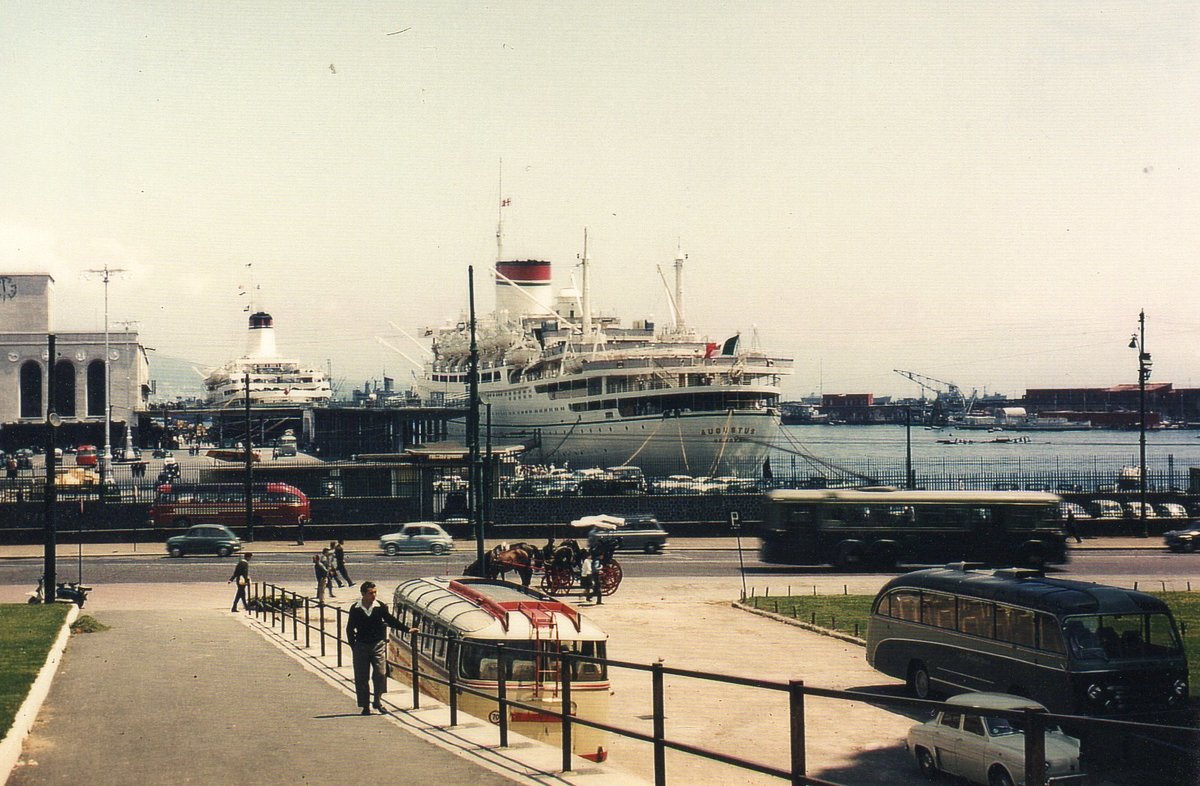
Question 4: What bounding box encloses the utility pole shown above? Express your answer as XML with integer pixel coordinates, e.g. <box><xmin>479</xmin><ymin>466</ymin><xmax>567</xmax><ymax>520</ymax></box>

<box><xmin>468</xmin><ymin>268</ymin><xmax>483</xmax><ymax>565</ymax></box>
<box><xmin>43</xmin><ymin>334</ymin><xmax>60</xmax><ymax>602</ymax></box>
<box><xmin>82</xmin><ymin>265</ymin><xmax>127</xmax><ymax>493</ymax></box>
<box><xmin>244</xmin><ymin>371</ymin><xmax>254</xmax><ymax>542</ymax></box>
<box><xmin>905</xmin><ymin>406</ymin><xmax>915</xmax><ymax>489</ymax></box>
<box><xmin>1130</xmin><ymin>311</ymin><xmax>1151</xmax><ymax>538</ymax></box>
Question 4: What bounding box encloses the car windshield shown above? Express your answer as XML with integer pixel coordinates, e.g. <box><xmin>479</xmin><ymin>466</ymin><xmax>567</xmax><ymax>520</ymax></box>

<box><xmin>1063</xmin><ymin>613</ymin><xmax>1182</xmax><ymax>661</ymax></box>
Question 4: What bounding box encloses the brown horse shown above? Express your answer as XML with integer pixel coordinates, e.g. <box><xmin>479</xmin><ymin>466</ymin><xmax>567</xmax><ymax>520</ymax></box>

<box><xmin>465</xmin><ymin>542</ymin><xmax>543</xmax><ymax>587</ymax></box>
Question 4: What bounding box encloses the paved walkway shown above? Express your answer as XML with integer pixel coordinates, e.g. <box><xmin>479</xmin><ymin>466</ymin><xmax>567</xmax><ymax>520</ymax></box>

<box><xmin>7</xmin><ymin>607</ymin><xmax>522</xmax><ymax>786</ymax></box>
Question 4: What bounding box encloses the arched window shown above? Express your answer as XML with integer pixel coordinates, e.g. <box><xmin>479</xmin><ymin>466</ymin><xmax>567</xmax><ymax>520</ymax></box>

<box><xmin>54</xmin><ymin>360</ymin><xmax>76</xmax><ymax>417</ymax></box>
<box><xmin>87</xmin><ymin>361</ymin><xmax>106</xmax><ymax>417</ymax></box>
<box><xmin>19</xmin><ymin>361</ymin><xmax>42</xmax><ymax>418</ymax></box>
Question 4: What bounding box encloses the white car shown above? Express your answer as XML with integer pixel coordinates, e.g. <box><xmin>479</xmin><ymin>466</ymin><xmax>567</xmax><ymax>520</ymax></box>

<box><xmin>907</xmin><ymin>693</ymin><xmax>1082</xmax><ymax>786</ymax></box>
<box><xmin>379</xmin><ymin>522</ymin><xmax>455</xmax><ymax>556</ymax></box>
<box><xmin>1157</xmin><ymin>502</ymin><xmax>1188</xmax><ymax>520</ymax></box>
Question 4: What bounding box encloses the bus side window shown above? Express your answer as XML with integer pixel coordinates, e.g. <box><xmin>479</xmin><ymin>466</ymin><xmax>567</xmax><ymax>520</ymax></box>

<box><xmin>1038</xmin><ymin>613</ymin><xmax>1065</xmax><ymax>653</ymax></box>
<box><xmin>888</xmin><ymin>589</ymin><xmax>920</xmax><ymax>622</ymax></box>
<box><xmin>996</xmin><ymin>605</ymin><xmax>1036</xmax><ymax>648</ymax></box>
<box><xmin>921</xmin><ymin>592</ymin><xmax>957</xmax><ymax>629</ymax></box>
<box><xmin>958</xmin><ymin>597</ymin><xmax>994</xmax><ymax>638</ymax></box>
<box><xmin>786</xmin><ymin>505</ymin><xmax>815</xmax><ymax>530</ymax></box>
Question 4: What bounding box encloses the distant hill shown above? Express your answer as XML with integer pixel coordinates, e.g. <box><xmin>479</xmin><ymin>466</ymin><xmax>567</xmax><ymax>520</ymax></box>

<box><xmin>147</xmin><ymin>354</ymin><xmax>209</xmax><ymax>403</ymax></box>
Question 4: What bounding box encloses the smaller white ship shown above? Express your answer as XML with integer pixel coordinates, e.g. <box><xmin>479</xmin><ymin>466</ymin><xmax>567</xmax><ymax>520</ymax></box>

<box><xmin>204</xmin><ymin>312</ymin><xmax>331</xmax><ymax>408</ymax></box>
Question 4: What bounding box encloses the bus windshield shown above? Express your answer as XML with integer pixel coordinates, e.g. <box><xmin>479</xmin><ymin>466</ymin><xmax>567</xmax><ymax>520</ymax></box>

<box><xmin>1063</xmin><ymin>613</ymin><xmax>1182</xmax><ymax>661</ymax></box>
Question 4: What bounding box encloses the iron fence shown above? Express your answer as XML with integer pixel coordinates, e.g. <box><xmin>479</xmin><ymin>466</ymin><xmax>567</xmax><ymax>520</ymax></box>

<box><xmin>248</xmin><ymin>582</ymin><xmax>1197</xmax><ymax>786</ymax></box>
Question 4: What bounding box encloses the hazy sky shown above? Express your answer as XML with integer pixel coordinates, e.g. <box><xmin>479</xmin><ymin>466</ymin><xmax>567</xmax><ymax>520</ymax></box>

<box><xmin>2</xmin><ymin>2</ymin><xmax>1198</xmax><ymax>399</ymax></box>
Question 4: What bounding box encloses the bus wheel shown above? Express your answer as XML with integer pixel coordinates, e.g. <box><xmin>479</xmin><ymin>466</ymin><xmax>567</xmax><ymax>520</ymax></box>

<box><xmin>988</xmin><ymin>766</ymin><xmax>1015</xmax><ymax>786</ymax></box>
<box><xmin>907</xmin><ymin>661</ymin><xmax>931</xmax><ymax>700</ymax></box>
<box><xmin>1020</xmin><ymin>546</ymin><xmax>1046</xmax><ymax>569</ymax></box>
<box><xmin>915</xmin><ymin>747</ymin><xmax>937</xmax><ymax>779</ymax></box>
<box><xmin>833</xmin><ymin>542</ymin><xmax>861</xmax><ymax>570</ymax></box>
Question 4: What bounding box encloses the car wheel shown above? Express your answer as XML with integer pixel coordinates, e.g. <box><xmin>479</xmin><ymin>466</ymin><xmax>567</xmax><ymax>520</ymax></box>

<box><xmin>169</xmin><ymin>546</ymin><xmax>183</xmax><ymax>558</ymax></box>
<box><xmin>907</xmin><ymin>661</ymin><xmax>932</xmax><ymax>700</ymax></box>
<box><xmin>385</xmin><ymin>543</ymin><xmax>399</xmax><ymax>557</ymax></box>
<box><xmin>915</xmin><ymin>747</ymin><xmax>937</xmax><ymax>780</ymax></box>
<box><xmin>218</xmin><ymin>547</ymin><xmax>232</xmax><ymax>558</ymax></box>
<box><xmin>643</xmin><ymin>543</ymin><xmax>657</xmax><ymax>554</ymax></box>
<box><xmin>431</xmin><ymin>543</ymin><xmax>447</xmax><ymax>556</ymax></box>
<box><xmin>1185</xmin><ymin>541</ymin><xmax>1196</xmax><ymax>553</ymax></box>
<box><xmin>988</xmin><ymin>766</ymin><xmax>1015</xmax><ymax>786</ymax></box>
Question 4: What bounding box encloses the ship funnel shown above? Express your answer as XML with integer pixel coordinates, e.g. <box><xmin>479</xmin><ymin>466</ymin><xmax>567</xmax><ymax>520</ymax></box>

<box><xmin>495</xmin><ymin>260</ymin><xmax>553</xmax><ymax>321</ymax></box>
<box><xmin>245</xmin><ymin>311</ymin><xmax>278</xmax><ymax>358</ymax></box>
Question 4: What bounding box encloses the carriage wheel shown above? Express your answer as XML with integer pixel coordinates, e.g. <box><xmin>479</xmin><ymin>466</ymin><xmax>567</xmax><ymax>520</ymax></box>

<box><xmin>542</xmin><ymin>567</ymin><xmax>573</xmax><ymax>596</ymax></box>
<box><xmin>599</xmin><ymin>561</ymin><xmax>623</xmax><ymax>596</ymax></box>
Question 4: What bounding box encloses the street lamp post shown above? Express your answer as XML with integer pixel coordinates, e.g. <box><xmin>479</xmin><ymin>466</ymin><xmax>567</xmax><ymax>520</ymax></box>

<box><xmin>83</xmin><ymin>265</ymin><xmax>127</xmax><ymax>490</ymax></box>
<box><xmin>1129</xmin><ymin>310</ymin><xmax>1152</xmax><ymax>538</ymax></box>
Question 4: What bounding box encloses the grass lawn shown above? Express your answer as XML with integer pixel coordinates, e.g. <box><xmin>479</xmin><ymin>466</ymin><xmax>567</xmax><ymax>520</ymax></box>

<box><xmin>745</xmin><ymin>591</ymin><xmax>1200</xmax><ymax>698</ymax></box>
<box><xmin>0</xmin><ymin>603</ymin><xmax>71</xmax><ymax>739</ymax></box>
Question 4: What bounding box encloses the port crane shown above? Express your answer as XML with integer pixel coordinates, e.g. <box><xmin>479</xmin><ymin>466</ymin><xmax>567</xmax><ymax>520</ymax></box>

<box><xmin>893</xmin><ymin>369</ymin><xmax>977</xmax><ymax>424</ymax></box>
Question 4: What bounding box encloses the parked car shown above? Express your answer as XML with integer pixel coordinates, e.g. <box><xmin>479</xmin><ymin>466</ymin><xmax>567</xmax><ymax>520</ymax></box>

<box><xmin>1091</xmin><ymin>499</ymin><xmax>1124</xmax><ymax>519</ymax></box>
<box><xmin>1057</xmin><ymin>502</ymin><xmax>1091</xmax><ymax>523</ymax></box>
<box><xmin>587</xmin><ymin>514</ymin><xmax>668</xmax><ymax>554</ymax></box>
<box><xmin>1157</xmin><ymin>503</ymin><xmax>1188</xmax><ymax>520</ymax></box>
<box><xmin>166</xmin><ymin>524</ymin><xmax>242</xmax><ymax>558</ymax></box>
<box><xmin>906</xmin><ymin>692</ymin><xmax>1082</xmax><ymax>786</ymax></box>
<box><xmin>1124</xmin><ymin>501</ymin><xmax>1157</xmax><ymax>519</ymax></box>
<box><xmin>14</xmin><ymin>449</ymin><xmax>34</xmax><ymax>469</ymax></box>
<box><xmin>1164</xmin><ymin>524</ymin><xmax>1200</xmax><ymax>553</ymax></box>
<box><xmin>379</xmin><ymin>522</ymin><xmax>454</xmax><ymax>556</ymax></box>
<box><xmin>653</xmin><ymin>474</ymin><xmax>696</xmax><ymax>494</ymax></box>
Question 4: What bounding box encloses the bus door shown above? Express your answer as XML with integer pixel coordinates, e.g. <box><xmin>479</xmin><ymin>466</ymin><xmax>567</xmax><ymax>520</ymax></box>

<box><xmin>785</xmin><ymin>503</ymin><xmax>821</xmax><ymax>560</ymax></box>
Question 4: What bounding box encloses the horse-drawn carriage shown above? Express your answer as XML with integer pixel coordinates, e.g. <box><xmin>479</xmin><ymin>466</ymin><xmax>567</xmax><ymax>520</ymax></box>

<box><xmin>465</xmin><ymin>515</ymin><xmax>627</xmax><ymax>597</ymax></box>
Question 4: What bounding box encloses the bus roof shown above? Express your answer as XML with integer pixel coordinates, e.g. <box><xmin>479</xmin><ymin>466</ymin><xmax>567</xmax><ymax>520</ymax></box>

<box><xmin>768</xmin><ymin>488</ymin><xmax>1061</xmax><ymax>505</ymax></box>
<box><xmin>154</xmin><ymin>481</ymin><xmax>306</xmax><ymax>495</ymax></box>
<box><xmin>393</xmin><ymin>577</ymin><xmax>607</xmax><ymax>641</ymax></box>
<box><xmin>878</xmin><ymin>566</ymin><xmax>1171</xmax><ymax>617</ymax></box>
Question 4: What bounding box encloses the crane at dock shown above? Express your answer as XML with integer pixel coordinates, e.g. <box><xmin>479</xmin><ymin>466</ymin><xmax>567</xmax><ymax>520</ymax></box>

<box><xmin>893</xmin><ymin>369</ymin><xmax>977</xmax><ymax>424</ymax></box>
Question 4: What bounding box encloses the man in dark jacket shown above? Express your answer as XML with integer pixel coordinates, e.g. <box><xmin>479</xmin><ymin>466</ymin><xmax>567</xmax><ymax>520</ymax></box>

<box><xmin>228</xmin><ymin>553</ymin><xmax>251</xmax><ymax>612</ymax></box>
<box><xmin>346</xmin><ymin>581</ymin><xmax>404</xmax><ymax>714</ymax></box>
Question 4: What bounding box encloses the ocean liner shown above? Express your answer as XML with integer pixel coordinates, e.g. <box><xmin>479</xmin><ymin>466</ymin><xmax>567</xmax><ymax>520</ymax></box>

<box><xmin>415</xmin><ymin>238</ymin><xmax>792</xmax><ymax>475</ymax></box>
<box><xmin>204</xmin><ymin>311</ymin><xmax>332</xmax><ymax>407</ymax></box>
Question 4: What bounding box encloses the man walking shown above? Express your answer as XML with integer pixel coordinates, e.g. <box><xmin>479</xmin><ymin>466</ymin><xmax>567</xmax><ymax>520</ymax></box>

<box><xmin>326</xmin><ymin>543</ymin><xmax>345</xmax><ymax>588</ymax></box>
<box><xmin>229</xmin><ymin>553</ymin><xmax>252</xmax><ymax>612</ymax></box>
<box><xmin>346</xmin><ymin>581</ymin><xmax>404</xmax><ymax>715</ymax></box>
<box><xmin>334</xmin><ymin>538</ymin><xmax>354</xmax><ymax>586</ymax></box>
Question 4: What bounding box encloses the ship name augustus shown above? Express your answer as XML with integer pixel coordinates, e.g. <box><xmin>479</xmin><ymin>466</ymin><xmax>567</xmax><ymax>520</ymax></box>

<box><xmin>700</xmin><ymin>426</ymin><xmax>757</xmax><ymax>436</ymax></box>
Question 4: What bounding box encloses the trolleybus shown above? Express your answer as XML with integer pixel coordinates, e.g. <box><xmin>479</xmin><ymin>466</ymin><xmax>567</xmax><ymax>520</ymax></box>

<box><xmin>148</xmin><ymin>482</ymin><xmax>311</xmax><ymax>529</ymax></box>
<box><xmin>758</xmin><ymin>488</ymin><xmax>1068</xmax><ymax>569</ymax></box>
<box><xmin>389</xmin><ymin>577</ymin><xmax>610</xmax><ymax>761</ymax></box>
<box><xmin>867</xmin><ymin>564</ymin><xmax>1189</xmax><ymax>718</ymax></box>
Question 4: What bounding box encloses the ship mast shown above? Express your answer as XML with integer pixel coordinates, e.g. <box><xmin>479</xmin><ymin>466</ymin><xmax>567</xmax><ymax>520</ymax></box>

<box><xmin>579</xmin><ymin>227</ymin><xmax>592</xmax><ymax>341</ymax></box>
<box><xmin>495</xmin><ymin>159</ymin><xmax>505</xmax><ymax>265</ymax></box>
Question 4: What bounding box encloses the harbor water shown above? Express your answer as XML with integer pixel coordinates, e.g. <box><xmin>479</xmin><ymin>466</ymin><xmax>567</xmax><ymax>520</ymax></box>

<box><xmin>769</xmin><ymin>424</ymin><xmax>1200</xmax><ymax>491</ymax></box>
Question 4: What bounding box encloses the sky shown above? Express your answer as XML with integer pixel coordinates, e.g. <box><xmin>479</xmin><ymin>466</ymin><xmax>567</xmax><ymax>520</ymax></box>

<box><xmin>2</xmin><ymin>2</ymin><xmax>1198</xmax><ymax>400</ymax></box>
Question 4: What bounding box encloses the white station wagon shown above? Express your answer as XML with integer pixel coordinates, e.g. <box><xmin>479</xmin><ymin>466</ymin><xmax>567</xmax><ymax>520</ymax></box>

<box><xmin>907</xmin><ymin>692</ymin><xmax>1082</xmax><ymax>786</ymax></box>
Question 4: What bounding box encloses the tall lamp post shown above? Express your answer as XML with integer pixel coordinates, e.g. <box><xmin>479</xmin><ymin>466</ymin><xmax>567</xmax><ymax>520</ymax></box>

<box><xmin>83</xmin><ymin>265</ymin><xmax>127</xmax><ymax>490</ymax></box>
<box><xmin>1129</xmin><ymin>310</ymin><xmax>1152</xmax><ymax>538</ymax></box>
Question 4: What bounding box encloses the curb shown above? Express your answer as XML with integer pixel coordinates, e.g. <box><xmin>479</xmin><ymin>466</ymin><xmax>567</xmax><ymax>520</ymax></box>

<box><xmin>0</xmin><ymin>603</ymin><xmax>79</xmax><ymax>786</ymax></box>
<box><xmin>733</xmin><ymin>601</ymin><xmax>867</xmax><ymax>647</ymax></box>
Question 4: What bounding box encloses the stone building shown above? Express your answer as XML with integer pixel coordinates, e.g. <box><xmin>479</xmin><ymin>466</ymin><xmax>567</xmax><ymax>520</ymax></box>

<box><xmin>0</xmin><ymin>273</ymin><xmax>150</xmax><ymax>450</ymax></box>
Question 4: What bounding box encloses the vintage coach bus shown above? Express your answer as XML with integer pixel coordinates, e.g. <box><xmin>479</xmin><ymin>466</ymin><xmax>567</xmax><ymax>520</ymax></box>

<box><xmin>867</xmin><ymin>565</ymin><xmax>1189</xmax><ymax>718</ymax></box>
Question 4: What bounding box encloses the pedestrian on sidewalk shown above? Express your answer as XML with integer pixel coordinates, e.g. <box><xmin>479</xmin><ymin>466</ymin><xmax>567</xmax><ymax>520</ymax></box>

<box><xmin>296</xmin><ymin>516</ymin><xmax>305</xmax><ymax>546</ymax></box>
<box><xmin>229</xmin><ymin>553</ymin><xmax>252</xmax><ymax>612</ymax></box>
<box><xmin>321</xmin><ymin>547</ymin><xmax>340</xmax><ymax>595</ymax></box>
<box><xmin>347</xmin><ymin>581</ymin><xmax>404</xmax><ymax>715</ymax></box>
<box><xmin>579</xmin><ymin>552</ymin><xmax>595</xmax><ymax>602</ymax></box>
<box><xmin>1065</xmin><ymin>509</ymin><xmax>1083</xmax><ymax>544</ymax></box>
<box><xmin>585</xmin><ymin>546</ymin><xmax>603</xmax><ymax>605</ymax></box>
<box><xmin>314</xmin><ymin>554</ymin><xmax>328</xmax><ymax>603</ymax></box>
<box><xmin>325</xmin><ymin>544</ymin><xmax>345</xmax><ymax>588</ymax></box>
<box><xmin>335</xmin><ymin>538</ymin><xmax>353</xmax><ymax>586</ymax></box>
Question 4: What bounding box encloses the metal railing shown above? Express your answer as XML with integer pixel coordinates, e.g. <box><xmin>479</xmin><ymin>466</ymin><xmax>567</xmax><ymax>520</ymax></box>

<box><xmin>246</xmin><ymin>582</ymin><xmax>1199</xmax><ymax>786</ymax></box>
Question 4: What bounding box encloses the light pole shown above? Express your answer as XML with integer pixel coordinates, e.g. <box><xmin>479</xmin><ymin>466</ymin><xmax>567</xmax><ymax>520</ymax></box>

<box><xmin>1128</xmin><ymin>310</ymin><xmax>1152</xmax><ymax>538</ymax></box>
<box><xmin>83</xmin><ymin>265</ymin><xmax>127</xmax><ymax>490</ymax></box>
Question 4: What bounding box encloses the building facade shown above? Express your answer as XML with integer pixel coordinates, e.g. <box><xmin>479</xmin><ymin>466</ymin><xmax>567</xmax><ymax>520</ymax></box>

<box><xmin>0</xmin><ymin>273</ymin><xmax>150</xmax><ymax>449</ymax></box>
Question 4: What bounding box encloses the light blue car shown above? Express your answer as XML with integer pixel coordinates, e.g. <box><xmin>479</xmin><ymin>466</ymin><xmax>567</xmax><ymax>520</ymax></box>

<box><xmin>379</xmin><ymin>522</ymin><xmax>454</xmax><ymax>556</ymax></box>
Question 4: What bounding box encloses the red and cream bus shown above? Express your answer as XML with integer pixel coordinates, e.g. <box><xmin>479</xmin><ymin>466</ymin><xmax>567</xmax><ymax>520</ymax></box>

<box><xmin>389</xmin><ymin>577</ymin><xmax>610</xmax><ymax>761</ymax></box>
<box><xmin>148</xmin><ymin>482</ymin><xmax>310</xmax><ymax>529</ymax></box>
